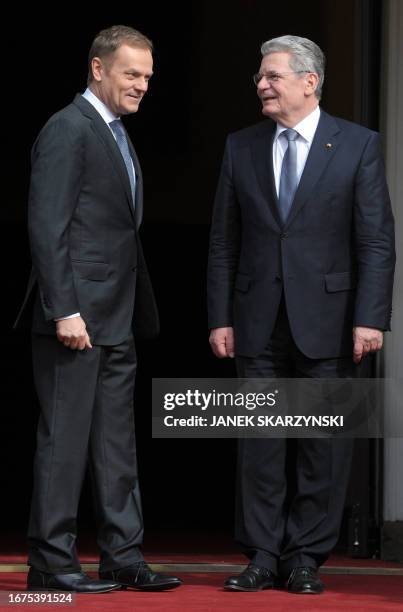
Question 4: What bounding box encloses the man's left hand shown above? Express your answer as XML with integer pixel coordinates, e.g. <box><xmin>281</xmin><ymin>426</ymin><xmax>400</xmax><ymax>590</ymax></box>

<box><xmin>353</xmin><ymin>327</ymin><xmax>383</xmax><ymax>364</ymax></box>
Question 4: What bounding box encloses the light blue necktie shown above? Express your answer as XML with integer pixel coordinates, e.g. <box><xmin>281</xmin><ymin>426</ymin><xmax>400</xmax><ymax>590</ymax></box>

<box><xmin>109</xmin><ymin>119</ymin><xmax>136</xmax><ymax>206</ymax></box>
<box><xmin>278</xmin><ymin>128</ymin><xmax>299</xmax><ymax>222</ymax></box>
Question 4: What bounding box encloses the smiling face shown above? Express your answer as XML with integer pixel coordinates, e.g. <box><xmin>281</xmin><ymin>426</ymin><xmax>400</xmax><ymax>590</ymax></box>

<box><xmin>90</xmin><ymin>43</ymin><xmax>153</xmax><ymax>116</ymax></box>
<box><xmin>257</xmin><ymin>51</ymin><xmax>319</xmax><ymax>126</ymax></box>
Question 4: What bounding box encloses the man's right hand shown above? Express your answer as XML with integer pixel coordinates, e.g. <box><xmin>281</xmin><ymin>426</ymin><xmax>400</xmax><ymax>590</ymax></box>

<box><xmin>209</xmin><ymin>327</ymin><xmax>235</xmax><ymax>358</ymax></box>
<box><xmin>56</xmin><ymin>316</ymin><xmax>92</xmax><ymax>351</ymax></box>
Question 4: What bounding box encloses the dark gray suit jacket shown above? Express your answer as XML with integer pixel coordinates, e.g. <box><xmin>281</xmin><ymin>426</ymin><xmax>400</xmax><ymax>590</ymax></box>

<box><xmin>15</xmin><ymin>94</ymin><xmax>159</xmax><ymax>344</ymax></box>
<box><xmin>208</xmin><ymin>110</ymin><xmax>395</xmax><ymax>358</ymax></box>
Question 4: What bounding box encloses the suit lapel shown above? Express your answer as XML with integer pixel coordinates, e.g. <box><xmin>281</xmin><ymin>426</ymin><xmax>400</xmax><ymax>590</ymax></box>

<box><xmin>284</xmin><ymin>110</ymin><xmax>341</xmax><ymax>229</ymax></box>
<box><xmin>250</xmin><ymin>122</ymin><xmax>282</xmax><ymax>229</ymax></box>
<box><xmin>73</xmin><ymin>95</ymin><xmax>136</xmax><ymax>223</ymax></box>
<box><xmin>127</xmin><ymin>137</ymin><xmax>143</xmax><ymax>229</ymax></box>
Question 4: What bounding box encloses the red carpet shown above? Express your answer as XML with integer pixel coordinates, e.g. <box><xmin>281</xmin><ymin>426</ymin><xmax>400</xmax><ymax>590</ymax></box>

<box><xmin>1</xmin><ymin>551</ymin><xmax>402</xmax><ymax>567</ymax></box>
<box><xmin>0</xmin><ymin>572</ymin><xmax>402</xmax><ymax>611</ymax></box>
<box><xmin>1</xmin><ymin>534</ymin><xmax>402</xmax><ymax>609</ymax></box>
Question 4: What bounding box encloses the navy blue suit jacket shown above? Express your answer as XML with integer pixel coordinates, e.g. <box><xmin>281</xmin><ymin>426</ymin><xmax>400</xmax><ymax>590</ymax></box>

<box><xmin>15</xmin><ymin>95</ymin><xmax>159</xmax><ymax>343</ymax></box>
<box><xmin>207</xmin><ymin>110</ymin><xmax>395</xmax><ymax>358</ymax></box>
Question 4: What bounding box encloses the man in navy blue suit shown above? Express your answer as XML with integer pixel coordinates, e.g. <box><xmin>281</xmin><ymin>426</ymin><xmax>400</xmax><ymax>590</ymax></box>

<box><xmin>16</xmin><ymin>25</ymin><xmax>181</xmax><ymax>594</ymax></box>
<box><xmin>208</xmin><ymin>35</ymin><xmax>395</xmax><ymax>595</ymax></box>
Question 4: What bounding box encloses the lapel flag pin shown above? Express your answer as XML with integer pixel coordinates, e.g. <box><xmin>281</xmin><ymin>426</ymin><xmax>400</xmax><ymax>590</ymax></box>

<box><xmin>326</xmin><ymin>143</ymin><xmax>332</xmax><ymax>149</ymax></box>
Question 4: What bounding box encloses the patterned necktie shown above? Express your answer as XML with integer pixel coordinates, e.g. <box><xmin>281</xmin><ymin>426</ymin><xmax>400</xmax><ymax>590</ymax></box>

<box><xmin>278</xmin><ymin>128</ymin><xmax>299</xmax><ymax>222</ymax></box>
<box><xmin>109</xmin><ymin>119</ymin><xmax>136</xmax><ymax>206</ymax></box>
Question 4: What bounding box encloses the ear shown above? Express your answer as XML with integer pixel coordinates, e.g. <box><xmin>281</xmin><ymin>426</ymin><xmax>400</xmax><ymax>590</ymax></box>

<box><xmin>91</xmin><ymin>57</ymin><xmax>103</xmax><ymax>83</ymax></box>
<box><xmin>304</xmin><ymin>72</ymin><xmax>319</xmax><ymax>96</ymax></box>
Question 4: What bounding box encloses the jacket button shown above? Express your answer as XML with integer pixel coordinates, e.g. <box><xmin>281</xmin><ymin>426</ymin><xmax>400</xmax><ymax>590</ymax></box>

<box><xmin>280</xmin><ymin>233</ymin><xmax>288</xmax><ymax>240</ymax></box>
<box><xmin>275</xmin><ymin>275</ymin><xmax>282</xmax><ymax>282</ymax></box>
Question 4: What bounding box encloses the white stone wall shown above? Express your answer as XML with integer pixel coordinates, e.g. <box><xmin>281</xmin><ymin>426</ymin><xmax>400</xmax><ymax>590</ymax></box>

<box><xmin>380</xmin><ymin>0</ymin><xmax>403</xmax><ymax>522</ymax></box>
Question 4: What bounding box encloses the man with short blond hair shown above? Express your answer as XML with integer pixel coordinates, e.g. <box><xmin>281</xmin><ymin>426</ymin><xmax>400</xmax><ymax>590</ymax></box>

<box><xmin>16</xmin><ymin>25</ymin><xmax>181</xmax><ymax>594</ymax></box>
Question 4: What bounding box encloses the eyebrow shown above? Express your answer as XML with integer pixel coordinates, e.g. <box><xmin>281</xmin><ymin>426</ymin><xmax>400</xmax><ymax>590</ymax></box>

<box><xmin>125</xmin><ymin>69</ymin><xmax>154</xmax><ymax>77</ymax></box>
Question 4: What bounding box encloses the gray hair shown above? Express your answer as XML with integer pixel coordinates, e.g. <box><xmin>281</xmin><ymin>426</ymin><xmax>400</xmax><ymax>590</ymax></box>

<box><xmin>261</xmin><ymin>35</ymin><xmax>325</xmax><ymax>100</ymax></box>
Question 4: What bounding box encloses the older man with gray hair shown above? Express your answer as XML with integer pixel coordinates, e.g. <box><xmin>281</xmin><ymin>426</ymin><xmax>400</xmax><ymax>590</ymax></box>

<box><xmin>208</xmin><ymin>35</ymin><xmax>395</xmax><ymax>594</ymax></box>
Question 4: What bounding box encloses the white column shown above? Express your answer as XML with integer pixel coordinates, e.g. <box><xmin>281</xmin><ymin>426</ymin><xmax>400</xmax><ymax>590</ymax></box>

<box><xmin>380</xmin><ymin>0</ymin><xmax>403</xmax><ymax>559</ymax></box>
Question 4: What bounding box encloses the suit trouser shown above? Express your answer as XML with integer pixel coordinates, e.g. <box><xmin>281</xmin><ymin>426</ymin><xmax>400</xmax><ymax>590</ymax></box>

<box><xmin>28</xmin><ymin>332</ymin><xmax>143</xmax><ymax>573</ymax></box>
<box><xmin>235</xmin><ymin>299</ymin><xmax>368</xmax><ymax>577</ymax></box>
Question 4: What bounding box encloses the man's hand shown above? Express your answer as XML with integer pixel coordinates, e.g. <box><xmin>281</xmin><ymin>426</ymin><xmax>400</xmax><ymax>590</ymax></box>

<box><xmin>209</xmin><ymin>327</ymin><xmax>235</xmax><ymax>358</ymax></box>
<box><xmin>353</xmin><ymin>326</ymin><xmax>383</xmax><ymax>364</ymax></box>
<box><xmin>56</xmin><ymin>316</ymin><xmax>93</xmax><ymax>351</ymax></box>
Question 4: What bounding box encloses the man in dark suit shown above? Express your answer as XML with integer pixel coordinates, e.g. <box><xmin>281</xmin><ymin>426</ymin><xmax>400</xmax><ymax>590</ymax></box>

<box><xmin>15</xmin><ymin>25</ymin><xmax>182</xmax><ymax>594</ymax></box>
<box><xmin>208</xmin><ymin>35</ymin><xmax>395</xmax><ymax>595</ymax></box>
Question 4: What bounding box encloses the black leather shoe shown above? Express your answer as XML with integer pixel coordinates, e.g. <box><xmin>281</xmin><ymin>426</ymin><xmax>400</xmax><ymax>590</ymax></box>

<box><xmin>287</xmin><ymin>567</ymin><xmax>324</xmax><ymax>594</ymax></box>
<box><xmin>224</xmin><ymin>564</ymin><xmax>277</xmax><ymax>592</ymax></box>
<box><xmin>27</xmin><ymin>567</ymin><xmax>120</xmax><ymax>593</ymax></box>
<box><xmin>100</xmin><ymin>562</ymin><xmax>183</xmax><ymax>591</ymax></box>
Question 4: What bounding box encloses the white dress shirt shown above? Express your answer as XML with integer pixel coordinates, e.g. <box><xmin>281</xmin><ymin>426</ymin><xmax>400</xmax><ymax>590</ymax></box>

<box><xmin>82</xmin><ymin>87</ymin><xmax>119</xmax><ymax>124</ymax></box>
<box><xmin>272</xmin><ymin>105</ymin><xmax>321</xmax><ymax>196</ymax></box>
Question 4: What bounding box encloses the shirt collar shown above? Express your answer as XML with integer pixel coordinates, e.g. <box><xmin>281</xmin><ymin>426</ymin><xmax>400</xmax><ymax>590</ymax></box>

<box><xmin>82</xmin><ymin>88</ymin><xmax>119</xmax><ymax>124</ymax></box>
<box><xmin>274</xmin><ymin>105</ymin><xmax>321</xmax><ymax>144</ymax></box>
